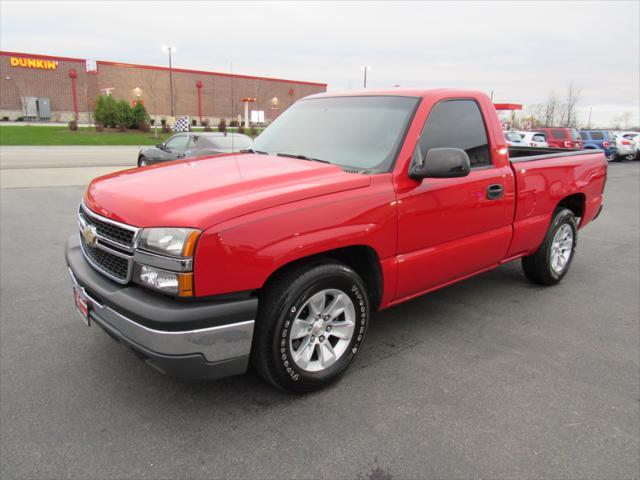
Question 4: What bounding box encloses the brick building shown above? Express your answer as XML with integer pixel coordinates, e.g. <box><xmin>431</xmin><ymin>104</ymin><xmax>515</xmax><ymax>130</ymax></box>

<box><xmin>0</xmin><ymin>51</ymin><xmax>327</xmax><ymax>124</ymax></box>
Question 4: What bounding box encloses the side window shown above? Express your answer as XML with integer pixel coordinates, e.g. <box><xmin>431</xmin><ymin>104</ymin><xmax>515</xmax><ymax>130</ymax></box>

<box><xmin>551</xmin><ymin>129</ymin><xmax>566</xmax><ymax>140</ymax></box>
<box><xmin>165</xmin><ymin>135</ymin><xmax>189</xmax><ymax>152</ymax></box>
<box><xmin>579</xmin><ymin>132</ymin><xmax>589</xmax><ymax>140</ymax></box>
<box><xmin>417</xmin><ymin>100</ymin><xmax>491</xmax><ymax>168</ymax></box>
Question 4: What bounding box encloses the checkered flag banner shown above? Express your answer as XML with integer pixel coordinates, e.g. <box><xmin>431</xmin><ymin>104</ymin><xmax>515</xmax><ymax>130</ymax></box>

<box><xmin>172</xmin><ymin>116</ymin><xmax>190</xmax><ymax>132</ymax></box>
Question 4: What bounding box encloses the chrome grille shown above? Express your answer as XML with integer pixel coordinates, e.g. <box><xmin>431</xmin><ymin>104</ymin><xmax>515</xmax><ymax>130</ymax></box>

<box><xmin>78</xmin><ymin>204</ymin><xmax>140</xmax><ymax>284</ymax></box>
<box><xmin>80</xmin><ymin>235</ymin><xmax>130</xmax><ymax>281</ymax></box>
<box><xmin>78</xmin><ymin>205</ymin><xmax>137</xmax><ymax>250</ymax></box>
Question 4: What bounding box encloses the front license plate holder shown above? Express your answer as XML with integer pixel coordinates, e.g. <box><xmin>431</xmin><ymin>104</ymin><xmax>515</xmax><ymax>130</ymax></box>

<box><xmin>73</xmin><ymin>286</ymin><xmax>91</xmax><ymax>327</ymax></box>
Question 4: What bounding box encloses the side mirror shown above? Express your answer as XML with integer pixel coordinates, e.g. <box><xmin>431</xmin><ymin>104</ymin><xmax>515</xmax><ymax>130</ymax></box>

<box><xmin>156</xmin><ymin>143</ymin><xmax>165</xmax><ymax>150</ymax></box>
<box><xmin>409</xmin><ymin>147</ymin><xmax>471</xmax><ymax>179</ymax></box>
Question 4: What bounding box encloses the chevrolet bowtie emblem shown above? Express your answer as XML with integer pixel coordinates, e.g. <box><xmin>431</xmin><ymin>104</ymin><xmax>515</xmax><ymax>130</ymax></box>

<box><xmin>82</xmin><ymin>225</ymin><xmax>98</xmax><ymax>246</ymax></box>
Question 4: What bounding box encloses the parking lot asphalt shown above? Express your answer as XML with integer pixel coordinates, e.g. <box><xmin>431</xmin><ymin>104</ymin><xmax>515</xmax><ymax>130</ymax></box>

<box><xmin>0</xmin><ymin>146</ymin><xmax>138</xmax><ymax>188</ymax></box>
<box><xmin>1</xmin><ymin>161</ymin><xmax>638</xmax><ymax>479</ymax></box>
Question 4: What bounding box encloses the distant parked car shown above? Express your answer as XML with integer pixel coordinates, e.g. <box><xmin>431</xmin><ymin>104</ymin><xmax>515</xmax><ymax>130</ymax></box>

<box><xmin>579</xmin><ymin>130</ymin><xmax>618</xmax><ymax>162</ymax></box>
<box><xmin>138</xmin><ymin>132</ymin><xmax>253</xmax><ymax>167</ymax></box>
<box><xmin>612</xmin><ymin>131</ymin><xmax>638</xmax><ymax>160</ymax></box>
<box><xmin>518</xmin><ymin>131</ymin><xmax>549</xmax><ymax>148</ymax></box>
<box><xmin>504</xmin><ymin>131</ymin><xmax>528</xmax><ymax>147</ymax></box>
<box><xmin>536</xmin><ymin>128</ymin><xmax>584</xmax><ymax>149</ymax></box>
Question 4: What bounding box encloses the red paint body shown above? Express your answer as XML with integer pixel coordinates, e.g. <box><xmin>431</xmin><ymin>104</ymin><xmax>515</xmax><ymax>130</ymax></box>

<box><xmin>84</xmin><ymin>89</ymin><xmax>607</xmax><ymax>309</ymax></box>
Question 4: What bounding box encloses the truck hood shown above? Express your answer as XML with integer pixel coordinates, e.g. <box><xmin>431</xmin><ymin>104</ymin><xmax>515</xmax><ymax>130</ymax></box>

<box><xmin>84</xmin><ymin>154</ymin><xmax>370</xmax><ymax>230</ymax></box>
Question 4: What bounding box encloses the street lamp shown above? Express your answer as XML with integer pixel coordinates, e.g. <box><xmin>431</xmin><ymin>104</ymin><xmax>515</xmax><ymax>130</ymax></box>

<box><xmin>162</xmin><ymin>45</ymin><xmax>177</xmax><ymax>116</ymax></box>
<box><xmin>361</xmin><ymin>65</ymin><xmax>371</xmax><ymax>88</ymax></box>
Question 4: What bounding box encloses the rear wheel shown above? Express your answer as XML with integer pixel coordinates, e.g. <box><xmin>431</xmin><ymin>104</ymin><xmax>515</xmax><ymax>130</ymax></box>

<box><xmin>252</xmin><ymin>262</ymin><xmax>370</xmax><ymax>393</ymax></box>
<box><xmin>138</xmin><ymin>157</ymin><xmax>148</xmax><ymax>167</ymax></box>
<box><xmin>522</xmin><ymin>208</ymin><xmax>578</xmax><ymax>286</ymax></box>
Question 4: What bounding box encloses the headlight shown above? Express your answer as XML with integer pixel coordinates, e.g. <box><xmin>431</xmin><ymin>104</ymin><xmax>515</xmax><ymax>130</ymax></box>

<box><xmin>134</xmin><ymin>227</ymin><xmax>200</xmax><ymax>296</ymax></box>
<box><xmin>133</xmin><ymin>264</ymin><xmax>193</xmax><ymax>296</ymax></box>
<box><xmin>137</xmin><ymin>228</ymin><xmax>200</xmax><ymax>257</ymax></box>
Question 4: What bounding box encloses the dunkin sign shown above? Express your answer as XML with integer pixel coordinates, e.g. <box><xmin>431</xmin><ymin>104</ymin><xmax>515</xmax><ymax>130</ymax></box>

<box><xmin>10</xmin><ymin>57</ymin><xmax>58</xmax><ymax>70</ymax></box>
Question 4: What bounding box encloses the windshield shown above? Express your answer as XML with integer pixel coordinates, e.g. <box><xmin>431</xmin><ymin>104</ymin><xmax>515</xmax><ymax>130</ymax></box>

<box><xmin>505</xmin><ymin>132</ymin><xmax>522</xmax><ymax>141</ymax></box>
<box><xmin>253</xmin><ymin>95</ymin><xmax>420</xmax><ymax>171</ymax></box>
<box><xmin>206</xmin><ymin>135</ymin><xmax>252</xmax><ymax>151</ymax></box>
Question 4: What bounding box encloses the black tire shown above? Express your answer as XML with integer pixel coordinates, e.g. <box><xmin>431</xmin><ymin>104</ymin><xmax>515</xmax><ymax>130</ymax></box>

<box><xmin>522</xmin><ymin>208</ymin><xmax>578</xmax><ymax>286</ymax></box>
<box><xmin>138</xmin><ymin>156</ymin><xmax>148</xmax><ymax>167</ymax></box>
<box><xmin>252</xmin><ymin>262</ymin><xmax>370</xmax><ymax>393</ymax></box>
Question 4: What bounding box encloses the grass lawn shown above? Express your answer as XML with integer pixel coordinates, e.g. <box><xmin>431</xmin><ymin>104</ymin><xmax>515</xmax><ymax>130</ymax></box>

<box><xmin>0</xmin><ymin>125</ymin><xmax>263</xmax><ymax>146</ymax></box>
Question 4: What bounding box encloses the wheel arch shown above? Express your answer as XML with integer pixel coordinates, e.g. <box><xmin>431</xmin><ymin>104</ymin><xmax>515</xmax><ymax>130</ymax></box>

<box><xmin>260</xmin><ymin>245</ymin><xmax>384</xmax><ymax>311</ymax></box>
<box><xmin>556</xmin><ymin>193</ymin><xmax>586</xmax><ymax>221</ymax></box>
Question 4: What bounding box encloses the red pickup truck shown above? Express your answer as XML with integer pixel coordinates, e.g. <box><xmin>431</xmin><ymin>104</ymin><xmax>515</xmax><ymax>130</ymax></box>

<box><xmin>66</xmin><ymin>89</ymin><xmax>607</xmax><ymax>392</ymax></box>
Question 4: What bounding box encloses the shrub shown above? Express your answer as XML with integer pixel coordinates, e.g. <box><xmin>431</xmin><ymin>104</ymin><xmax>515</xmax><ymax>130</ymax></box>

<box><xmin>229</xmin><ymin>119</ymin><xmax>238</xmax><ymax>127</ymax></box>
<box><xmin>68</xmin><ymin>120</ymin><xmax>78</xmax><ymax>131</ymax></box>
<box><xmin>115</xmin><ymin>100</ymin><xmax>133</xmax><ymax>129</ymax></box>
<box><xmin>218</xmin><ymin>118</ymin><xmax>227</xmax><ymax>132</ymax></box>
<box><xmin>204</xmin><ymin>124</ymin><xmax>213</xmax><ymax>132</ymax></box>
<box><xmin>250</xmin><ymin>126</ymin><xmax>258</xmax><ymax>137</ymax></box>
<box><xmin>131</xmin><ymin>102</ymin><xmax>150</xmax><ymax>129</ymax></box>
<box><xmin>237</xmin><ymin>125</ymin><xmax>245</xmax><ymax>134</ymax></box>
<box><xmin>94</xmin><ymin>95</ymin><xmax>118</xmax><ymax>128</ymax></box>
<box><xmin>138</xmin><ymin>122</ymin><xmax>150</xmax><ymax>132</ymax></box>
<box><xmin>95</xmin><ymin>122</ymin><xmax>104</xmax><ymax>132</ymax></box>
<box><xmin>192</xmin><ymin>119</ymin><xmax>197</xmax><ymax>127</ymax></box>
<box><xmin>1</xmin><ymin>116</ymin><xmax>9</xmax><ymax>121</ymax></box>
<box><xmin>118</xmin><ymin>122</ymin><xmax>128</xmax><ymax>132</ymax></box>
<box><xmin>162</xmin><ymin>125</ymin><xmax>171</xmax><ymax>133</ymax></box>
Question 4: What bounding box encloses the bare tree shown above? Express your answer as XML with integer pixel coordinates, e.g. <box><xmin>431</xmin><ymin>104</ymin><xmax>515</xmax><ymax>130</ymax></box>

<box><xmin>543</xmin><ymin>92</ymin><xmax>559</xmax><ymax>127</ymax></box>
<box><xmin>558</xmin><ymin>83</ymin><xmax>582</xmax><ymax>128</ymax></box>
<box><xmin>615</xmin><ymin>111</ymin><xmax>633</xmax><ymax>130</ymax></box>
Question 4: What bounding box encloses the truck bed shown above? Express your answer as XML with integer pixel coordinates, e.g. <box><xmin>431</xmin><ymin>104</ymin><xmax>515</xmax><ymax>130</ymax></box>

<box><xmin>508</xmin><ymin>146</ymin><xmax>595</xmax><ymax>162</ymax></box>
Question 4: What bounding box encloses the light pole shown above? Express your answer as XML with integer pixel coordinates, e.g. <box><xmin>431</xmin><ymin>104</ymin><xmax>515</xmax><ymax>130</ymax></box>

<box><xmin>361</xmin><ymin>66</ymin><xmax>371</xmax><ymax>88</ymax></box>
<box><xmin>162</xmin><ymin>45</ymin><xmax>176</xmax><ymax>117</ymax></box>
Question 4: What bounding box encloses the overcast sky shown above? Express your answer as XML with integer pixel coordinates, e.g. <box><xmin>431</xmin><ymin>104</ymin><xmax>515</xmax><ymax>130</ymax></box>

<box><xmin>1</xmin><ymin>0</ymin><xmax>638</xmax><ymax>126</ymax></box>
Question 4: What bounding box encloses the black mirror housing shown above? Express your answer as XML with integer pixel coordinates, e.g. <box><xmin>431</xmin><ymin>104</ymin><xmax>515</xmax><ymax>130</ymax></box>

<box><xmin>409</xmin><ymin>147</ymin><xmax>471</xmax><ymax>179</ymax></box>
<box><xmin>156</xmin><ymin>143</ymin><xmax>165</xmax><ymax>149</ymax></box>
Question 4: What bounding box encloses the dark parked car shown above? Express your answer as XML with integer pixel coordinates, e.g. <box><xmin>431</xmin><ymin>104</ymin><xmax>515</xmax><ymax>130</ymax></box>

<box><xmin>138</xmin><ymin>132</ymin><xmax>253</xmax><ymax>167</ymax></box>
<box><xmin>579</xmin><ymin>130</ymin><xmax>618</xmax><ymax>161</ymax></box>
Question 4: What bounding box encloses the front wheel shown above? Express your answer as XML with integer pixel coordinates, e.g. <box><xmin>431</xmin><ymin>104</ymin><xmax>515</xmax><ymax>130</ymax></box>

<box><xmin>522</xmin><ymin>208</ymin><xmax>578</xmax><ymax>285</ymax></box>
<box><xmin>252</xmin><ymin>262</ymin><xmax>370</xmax><ymax>393</ymax></box>
<box><xmin>138</xmin><ymin>157</ymin><xmax>148</xmax><ymax>167</ymax></box>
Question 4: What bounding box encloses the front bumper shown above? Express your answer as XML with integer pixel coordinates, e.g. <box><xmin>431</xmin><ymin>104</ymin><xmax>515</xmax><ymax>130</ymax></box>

<box><xmin>66</xmin><ymin>234</ymin><xmax>257</xmax><ymax>379</ymax></box>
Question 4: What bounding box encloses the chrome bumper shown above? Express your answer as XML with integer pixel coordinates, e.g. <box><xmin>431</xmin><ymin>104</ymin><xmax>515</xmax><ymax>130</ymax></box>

<box><xmin>66</xmin><ymin>234</ymin><xmax>257</xmax><ymax>380</ymax></box>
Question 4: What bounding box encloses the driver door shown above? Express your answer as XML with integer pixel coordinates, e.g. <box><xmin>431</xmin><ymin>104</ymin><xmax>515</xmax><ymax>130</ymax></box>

<box><xmin>394</xmin><ymin>99</ymin><xmax>515</xmax><ymax>300</ymax></box>
<box><xmin>163</xmin><ymin>134</ymin><xmax>190</xmax><ymax>161</ymax></box>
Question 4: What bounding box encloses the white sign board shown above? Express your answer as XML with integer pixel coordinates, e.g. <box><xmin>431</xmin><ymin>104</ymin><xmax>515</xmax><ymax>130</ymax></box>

<box><xmin>251</xmin><ymin>110</ymin><xmax>265</xmax><ymax>123</ymax></box>
<box><xmin>85</xmin><ymin>59</ymin><xmax>97</xmax><ymax>73</ymax></box>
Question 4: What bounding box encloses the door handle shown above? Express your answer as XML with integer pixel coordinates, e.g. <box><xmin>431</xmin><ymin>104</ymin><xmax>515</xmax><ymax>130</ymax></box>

<box><xmin>487</xmin><ymin>184</ymin><xmax>504</xmax><ymax>200</ymax></box>
<box><xmin>176</xmin><ymin>153</ymin><xmax>185</xmax><ymax>158</ymax></box>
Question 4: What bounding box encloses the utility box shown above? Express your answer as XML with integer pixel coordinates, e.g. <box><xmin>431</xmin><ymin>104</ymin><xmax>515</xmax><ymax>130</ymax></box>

<box><xmin>21</xmin><ymin>96</ymin><xmax>38</xmax><ymax>119</ymax></box>
<box><xmin>36</xmin><ymin>98</ymin><xmax>51</xmax><ymax>120</ymax></box>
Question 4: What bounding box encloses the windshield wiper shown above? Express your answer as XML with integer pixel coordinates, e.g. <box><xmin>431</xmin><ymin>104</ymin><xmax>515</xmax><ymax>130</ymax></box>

<box><xmin>276</xmin><ymin>153</ymin><xmax>331</xmax><ymax>164</ymax></box>
<box><xmin>241</xmin><ymin>148</ymin><xmax>268</xmax><ymax>154</ymax></box>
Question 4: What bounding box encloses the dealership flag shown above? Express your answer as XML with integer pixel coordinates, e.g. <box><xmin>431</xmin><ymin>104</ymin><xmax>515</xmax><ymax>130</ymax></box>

<box><xmin>173</xmin><ymin>116</ymin><xmax>190</xmax><ymax>133</ymax></box>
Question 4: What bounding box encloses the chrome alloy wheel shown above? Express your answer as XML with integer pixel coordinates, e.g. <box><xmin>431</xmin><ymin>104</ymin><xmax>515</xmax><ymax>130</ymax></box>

<box><xmin>289</xmin><ymin>289</ymin><xmax>356</xmax><ymax>372</ymax></box>
<box><xmin>550</xmin><ymin>224</ymin><xmax>574</xmax><ymax>274</ymax></box>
